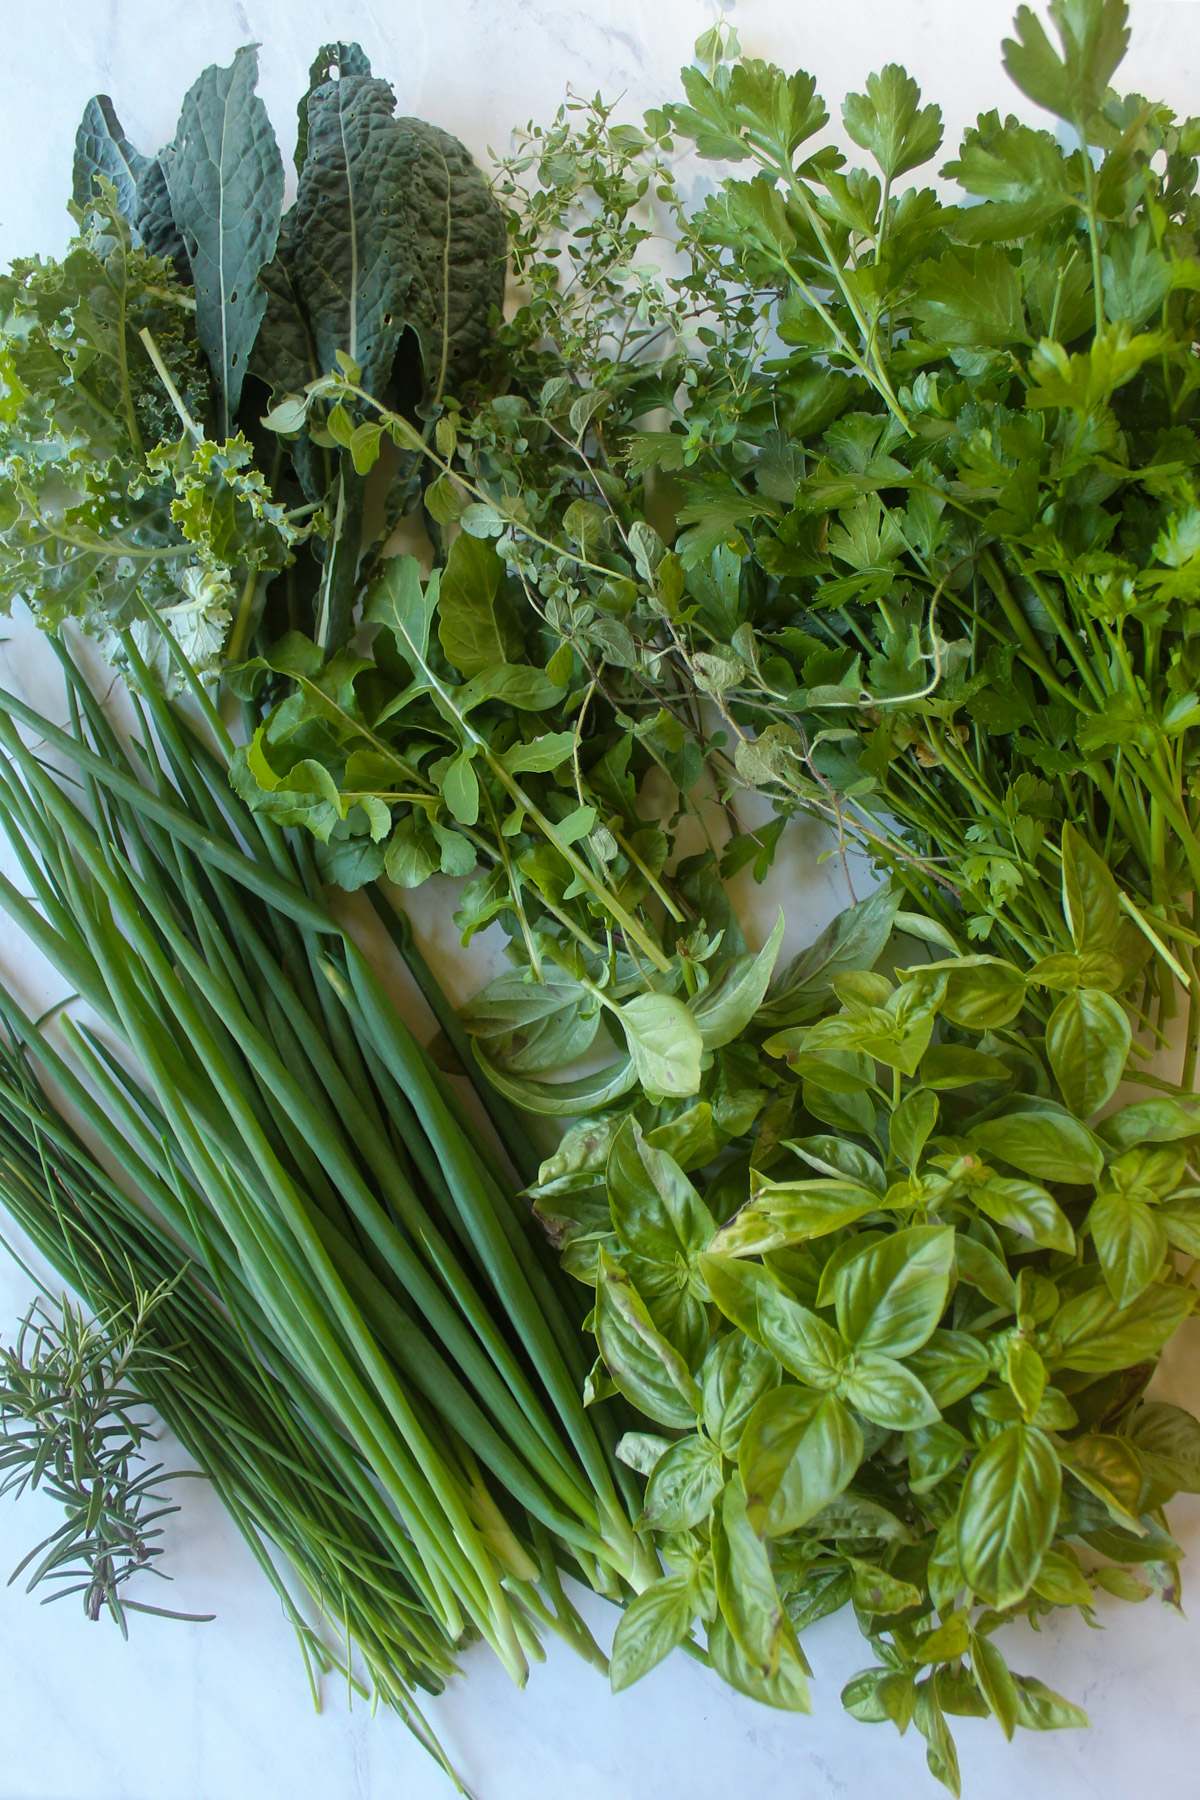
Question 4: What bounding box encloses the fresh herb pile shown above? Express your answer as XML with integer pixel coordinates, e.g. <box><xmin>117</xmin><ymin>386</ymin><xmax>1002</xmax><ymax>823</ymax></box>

<box><xmin>1</xmin><ymin>1</ymin><xmax>1200</xmax><ymax>1794</ymax></box>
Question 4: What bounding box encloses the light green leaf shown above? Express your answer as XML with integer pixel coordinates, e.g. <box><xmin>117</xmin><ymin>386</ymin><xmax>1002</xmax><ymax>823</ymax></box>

<box><xmin>832</xmin><ymin>1225</ymin><xmax>955</xmax><ymax>1357</ymax></box>
<box><xmin>969</xmin><ymin>1106</ymin><xmax>1104</xmax><ymax>1184</ymax></box>
<box><xmin>607</xmin><ymin>1119</ymin><xmax>715</xmax><ymax>1266</ymax></box>
<box><xmin>842</xmin><ymin>63</ymin><xmax>943</xmax><ymax>180</ymax></box>
<box><xmin>702</xmin><ymin>1333</ymin><xmax>781</xmax><ymax>1455</ymax></box>
<box><xmin>739</xmin><ymin>1386</ymin><xmax>862</xmax><ymax>1536</ymax></box>
<box><xmin>838</xmin><ymin>1349</ymin><xmax>941</xmax><ymax>1430</ymax></box>
<box><xmin>618</xmin><ymin>992</ymin><xmax>704</xmax><ymax>1098</ymax></box>
<box><xmin>1046</xmin><ymin>987</ymin><xmax>1130</xmax><ymax>1117</ymax></box>
<box><xmin>957</xmin><ymin>1423</ymin><xmax>1060</xmax><ymax>1608</ymax></box>
<box><xmin>907</xmin><ymin>1328</ymin><xmax>992</xmax><ymax>1407</ymax></box>
<box><xmin>609</xmin><ymin>1574</ymin><xmax>694</xmax><ymax>1690</ymax></box>
<box><xmin>438</xmin><ymin>532</ymin><xmax>522</xmax><ymax>677</ymax></box>
<box><xmin>889</xmin><ymin>1087</ymin><xmax>939</xmax><ymax>1170</ymax></box>
<box><xmin>594</xmin><ymin>1248</ymin><xmax>701</xmax><ymax>1430</ymax></box>
<box><xmin>755</xmin><ymin>1282</ymin><xmax>847</xmax><ymax>1388</ymax></box>
<box><xmin>690</xmin><ymin>911</ymin><xmax>785</xmax><ymax>1049</ymax></box>
<box><xmin>710</xmin><ymin>1180</ymin><xmax>879</xmax><ymax>1256</ymax></box>
<box><xmin>1049</xmin><ymin>1279</ymin><xmax>1195</xmax><ymax>1373</ymax></box>
<box><xmin>973</xmin><ymin>1176</ymin><xmax>1076</xmax><ymax>1253</ymax></box>
<box><xmin>640</xmin><ymin>1435</ymin><xmax>726</xmax><ymax>1532</ymax></box>
<box><xmin>1088</xmin><ymin>1188</ymin><xmax>1168</xmax><ymax>1306</ymax></box>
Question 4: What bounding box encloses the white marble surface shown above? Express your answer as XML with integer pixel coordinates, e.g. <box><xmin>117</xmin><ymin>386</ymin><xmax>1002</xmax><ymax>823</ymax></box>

<box><xmin>3</xmin><ymin>3</ymin><xmax>1200</xmax><ymax>1797</ymax></box>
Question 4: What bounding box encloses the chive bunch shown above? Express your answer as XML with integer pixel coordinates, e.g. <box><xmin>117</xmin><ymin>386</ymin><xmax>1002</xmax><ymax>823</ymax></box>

<box><xmin>0</xmin><ymin>630</ymin><xmax>649</xmax><ymax>1717</ymax></box>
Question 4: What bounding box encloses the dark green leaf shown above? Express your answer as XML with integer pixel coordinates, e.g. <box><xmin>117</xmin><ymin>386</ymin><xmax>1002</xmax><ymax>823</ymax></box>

<box><xmin>842</xmin><ymin>64</ymin><xmax>943</xmax><ymax>180</ymax></box>
<box><xmin>913</xmin><ymin>247</ymin><xmax>1026</xmax><ymax>346</ymax></box>
<box><xmin>168</xmin><ymin>47</ymin><xmax>284</xmax><ymax>435</ymax></box>
<box><xmin>72</xmin><ymin>96</ymin><xmax>149</xmax><ymax>219</ymax></box>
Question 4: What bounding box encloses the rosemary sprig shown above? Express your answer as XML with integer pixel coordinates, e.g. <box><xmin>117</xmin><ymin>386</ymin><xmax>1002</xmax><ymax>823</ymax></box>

<box><xmin>0</xmin><ymin>1284</ymin><xmax>213</xmax><ymax>1634</ymax></box>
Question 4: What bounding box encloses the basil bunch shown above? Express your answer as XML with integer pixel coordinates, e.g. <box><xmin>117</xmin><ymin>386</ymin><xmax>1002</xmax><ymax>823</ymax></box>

<box><xmin>531</xmin><ymin>832</ymin><xmax>1200</xmax><ymax>1792</ymax></box>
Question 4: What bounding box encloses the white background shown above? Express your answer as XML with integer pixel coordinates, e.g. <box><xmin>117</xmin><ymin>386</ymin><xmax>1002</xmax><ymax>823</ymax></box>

<box><xmin>3</xmin><ymin>4</ymin><xmax>1200</xmax><ymax>1798</ymax></box>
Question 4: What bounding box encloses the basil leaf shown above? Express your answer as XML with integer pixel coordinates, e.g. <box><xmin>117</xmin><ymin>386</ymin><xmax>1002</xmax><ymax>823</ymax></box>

<box><xmin>470</xmin><ymin>1044</ymin><xmax>639</xmax><ymax>1116</ymax></box>
<box><xmin>913</xmin><ymin>955</ymin><xmax>1026</xmax><ymax>1029</ymax></box>
<box><xmin>617</xmin><ymin>991</ymin><xmax>704</xmax><ymax>1098</ymax></box>
<box><xmin>689</xmin><ymin>910</ymin><xmax>785</xmax><ymax>1048</ymax></box>
<box><xmin>607</xmin><ymin>1118</ymin><xmax>715</xmax><ymax>1266</ymax></box>
<box><xmin>1031</xmin><ymin>1543</ymin><xmax>1094</xmax><ymax>1607</ymax></box>
<box><xmin>609</xmin><ymin>1573</ymin><xmax>694</xmax><ymax>1690</ymax></box>
<box><xmin>711</xmin><ymin>1179</ymin><xmax>880</xmax><ymax>1255</ymax></box>
<box><xmin>707</xmin><ymin>1612</ymin><xmax>812</xmax><ymax>1712</ymax></box>
<box><xmin>755</xmin><ymin>1282</ymin><xmax>847</xmax><ymax>1387</ymax></box>
<box><xmin>969</xmin><ymin>1106</ymin><xmax>1105</xmax><ymax>1184</ymax></box>
<box><xmin>973</xmin><ymin>1175</ymin><xmax>1076</xmax><ymax>1254</ymax></box>
<box><xmin>848</xmin><ymin>1555</ymin><xmax>923</xmax><ymax>1616</ymax></box>
<box><xmin>907</xmin><ymin>1329</ymin><xmax>992</xmax><ymax>1407</ymax></box>
<box><xmin>920</xmin><ymin>1044</ymin><xmax>1014</xmax><ymax>1089</ymax></box>
<box><xmin>1058</xmin><ymin>1432</ymin><xmax>1145</xmax><ymax>1527</ymax></box>
<box><xmin>759</xmin><ymin>885</ymin><xmax>901</xmax><ymax>1027</ymax></box>
<box><xmin>1087</xmin><ymin>1188</ymin><xmax>1168</xmax><ymax>1306</ymax></box>
<box><xmin>928</xmin><ymin>1513</ymin><xmax>965</xmax><ymax>1613</ymax></box>
<box><xmin>700</xmin><ymin>1252</ymin><xmax>784</xmax><ymax>1340</ymax></box>
<box><xmin>832</xmin><ymin>1224</ymin><xmax>955</xmax><ymax>1356</ymax></box>
<box><xmin>952</xmin><ymin>1236</ymin><xmax>1017</xmax><ymax>1312</ymax></box>
<box><xmin>739</xmin><ymin>1385</ymin><xmax>862</xmax><ymax>1535</ymax></box>
<box><xmin>838</xmin><ymin>1349</ymin><xmax>941</xmax><ymax>1429</ymax></box>
<box><xmin>702</xmin><ymin>1332</ymin><xmax>781</xmax><ymax>1455</ymax></box>
<box><xmin>1046</xmin><ymin>987</ymin><xmax>1130</xmax><ymax>1117</ymax></box>
<box><xmin>614</xmin><ymin>1431</ymin><xmax>671</xmax><ymax>1476</ymax></box>
<box><xmin>458</xmin><ymin>967</ymin><xmax>597</xmax><ymax>1075</ymax></box>
<box><xmin>640</xmin><ymin>1435</ymin><xmax>726</xmax><ymax>1531</ymax></box>
<box><xmin>970</xmin><ymin>1631</ymin><xmax>1018</xmax><ymax>1741</ymax></box>
<box><xmin>594</xmin><ymin>1248</ymin><xmax>701</xmax><ymax>1429</ymax></box>
<box><xmin>907</xmin><ymin>1421</ymin><xmax>968</xmax><ymax>1494</ymax></box>
<box><xmin>1129</xmin><ymin>1400</ymin><xmax>1200</xmax><ymax>1496</ymax></box>
<box><xmin>712</xmin><ymin>1475</ymin><xmax>790</xmax><ymax>1673</ymax></box>
<box><xmin>1048</xmin><ymin>1280</ymin><xmax>1195</xmax><ymax>1373</ymax></box>
<box><xmin>889</xmin><ymin>1086</ymin><xmax>939</xmax><ymax>1169</ymax></box>
<box><xmin>1098</xmin><ymin>1092</ymin><xmax>1200</xmax><ymax>1151</ymax></box>
<box><xmin>168</xmin><ymin>47</ymin><xmax>284</xmax><ymax>435</ymax></box>
<box><xmin>645</xmin><ymin>1101</ymin><xmax>724</xmax><ymax>1172</ymax></box>
<box><xmin>1060</xmin><ymin>821</ymin><xmax>1121</xmax><ymax>953</ymax></box>
<box><xmin>956</xmin><ymin>1423</ymin><xmax>1060</xmax><ymax>1608</ymax></box>
<box><xmin>787</xmin><ymin>1134</ymin><xmax>886</xmax><ymax>1191</ymax></box>
<box><xmin>1009</xmin><ymin>1674</ymin><xmax>1089</xmax><ymax>1732</ymax></box>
